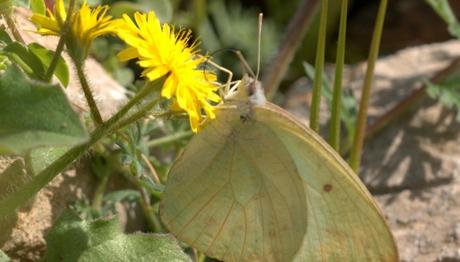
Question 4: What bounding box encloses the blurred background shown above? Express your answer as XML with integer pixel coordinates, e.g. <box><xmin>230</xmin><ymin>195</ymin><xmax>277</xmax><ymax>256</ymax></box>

<box><xmin>86</xmin><ymin>0</ymin><xmax>460</xmax><ymax>91</ymax></box>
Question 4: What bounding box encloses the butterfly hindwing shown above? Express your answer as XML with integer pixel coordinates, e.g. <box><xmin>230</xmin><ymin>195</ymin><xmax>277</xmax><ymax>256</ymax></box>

<box><xmin>254</xmin><ymin>103</ymin><xmax>398</xmax><ymax>261</ymax></box>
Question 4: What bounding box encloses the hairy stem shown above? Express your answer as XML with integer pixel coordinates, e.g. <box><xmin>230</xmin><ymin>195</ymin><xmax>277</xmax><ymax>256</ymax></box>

<box><xmin>349</xmin><ymin>0</ymin><xmax>388</xmax><ymax>172</ymax></box>
<box><xmin>263</xmin><ymin>0</ymin><xmax>320</xmax><ymax>99</ymax></box>
<box><xmin>45</xmin><ymin>0</ymin><xmax>76</xmax><ymax>82</ymax></box>
<box><xmin>328</xmin><ymin>0</ymin><xmax>348</xmax><ymax>150</ymax></box>
<box><xmin>309</xmin><ymin>0</ymin><xmax>328</xmax><ymax>132</ymax></box>
<box><xmin>75</xmin><ymin>62</ymin><xmax>104</xmax><ymax>126</ymax></box>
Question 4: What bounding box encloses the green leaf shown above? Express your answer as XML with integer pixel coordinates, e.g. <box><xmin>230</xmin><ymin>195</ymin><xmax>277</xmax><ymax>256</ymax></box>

<box><xmin>3</xmin><ymin>42</ymin><xmax>45</xmax><ymax>78</ymax></box>
<box><xmin>110</xmin><ymin>0</ymin><xmax>172</xmax><ymax>21</ymax></box>
<box><xmin>0</xmin><ymin>28</ymin><xmax>13</xmax><ymax>45</ymax></box>
<box><xmin>11</xmin><ymin>0</ymin><xmax>27</xmax><ymax>7</ymax></box>
<box><xmin>0</xmin><ymin>211</ymin><xmax>17</xmax><ymax>246</ymax></box>
<box><xmin>0</xmin><ymin>250</ymin><xmax>11</xmax><ymax>262</ymax></box>
<box><xmin>28</xmin><ymin>43</ymin><xmax>70</xmax><ymax>87</ymax></box>
<box><xmin>44</xmin><ymin>212</ymin><xmax>120</xmax><ymax>262</ymax></box>
<box><xmin>426</xmin><ymin>73</ymin><xmax>460</xmax><ymax>121</ymax></box>
<box><xmin>25</xmin><ymin>146</ymin><xmax>68</xmax><ymax>174</ymax></box>
<box><xmin>103</xmin><ymin>190</ymin><xmax>140</xmax><ymax>204</ymax></box>
<box><xmin>79</xmin><ymin>234</ymin><xmax>191</xmax><ymax>262</ymax></box>
<box><xmin>3</xmin><ymin>42</ymin><xmax>70</xmax><ymax>86</ymax></box>
<box><xmin>0</xmin><ymin>159</ymin><xmax>31</xmax><ymax>225</ymax></box>
<box><xmin>0</xmin><ymin>159</ymin><xmax>32</xmax><ymax>203</ymax></box>
<box><xmin>426</xmin><ymin>0</ymin><xmax>460</xmax><ymax>39</ymax></box>
<box><xmin>45</xmin><ymin>211</ymin><xmax>191</xmax><ymax>262</ymax></box>
<box><xmin>29</xmin><ymin>0</ymin><xmax>45</xmax><ymax>14</ymax></box>
<box><xmin>0</xmin><ymin>66</ymin><xmax>88</xmax><ymax>155</ymax></box>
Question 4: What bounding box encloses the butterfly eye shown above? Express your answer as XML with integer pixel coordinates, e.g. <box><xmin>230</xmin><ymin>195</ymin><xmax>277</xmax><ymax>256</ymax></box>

<box><xmin>248</xmin><ymin>83</ymin><xmax>255</xmax><ymax>96</ymax></box>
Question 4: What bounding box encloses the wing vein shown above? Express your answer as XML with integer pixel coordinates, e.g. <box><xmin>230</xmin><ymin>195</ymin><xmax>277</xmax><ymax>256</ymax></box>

<box><xmin>176</xmin><ymin>183</ymin><xmax>229</xmax><ymax>238</ymax></box>
<box><xmin>263</xmin><ymin>182</ymin><xmax>283</xmax><ymax>260</ymax></box>
<box><xmin>240</xmin><ymin>207</ymin><xmax>249</xmax><ymax>260</ymax></box>
<box><xmin>206</xmin><ymin>201</ymin><xmax>235</xmax><ymax>254</ymax></box>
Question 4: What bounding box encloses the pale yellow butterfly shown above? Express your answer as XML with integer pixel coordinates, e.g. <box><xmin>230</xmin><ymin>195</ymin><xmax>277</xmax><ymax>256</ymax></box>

<box><xmin>160</xmin><ymin>14</ymin><xmax>398</xmax><ymax>262</ymax></box>
<box><xmin>160</xmin><ymin>75</ymin><xmax>398</xmax><ymax>261</ymax></box>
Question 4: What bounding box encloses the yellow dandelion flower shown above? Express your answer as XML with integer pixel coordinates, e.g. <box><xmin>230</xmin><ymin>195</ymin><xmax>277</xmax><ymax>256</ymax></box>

<box><xmin>116</xmin><ymin>11</ymin><xmax>221</xmax><ymax>132</ymax></box>
<box><xmin>31</xmin><ymin>0</ymin><xmax>116</xmax><ymax>60</ymax></box>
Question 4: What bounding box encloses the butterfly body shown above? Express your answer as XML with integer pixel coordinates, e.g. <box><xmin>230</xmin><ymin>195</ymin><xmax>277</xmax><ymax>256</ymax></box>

<box><xmin>160</xmin><ymin>76</ymin><xmax>398</xmax><ymax>262</ymax></box>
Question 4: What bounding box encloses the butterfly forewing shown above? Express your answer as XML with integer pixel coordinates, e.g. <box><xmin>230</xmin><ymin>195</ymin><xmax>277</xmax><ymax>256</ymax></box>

<box><xmin>161</xmin><ymin>107</ymin><xmax>308</xmax><ymax>262</ymax></box>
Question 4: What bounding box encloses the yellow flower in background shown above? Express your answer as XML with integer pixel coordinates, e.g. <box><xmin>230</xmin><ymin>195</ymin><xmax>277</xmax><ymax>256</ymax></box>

<box><xmin>31</xmin><ymin>0</ymin><xmax>116</xmax><ymax>60</ymax></box>
<box><xmin>116</xmin><ymin>12</ymin><xmax>221</xmax><ymax>132</ymax></box>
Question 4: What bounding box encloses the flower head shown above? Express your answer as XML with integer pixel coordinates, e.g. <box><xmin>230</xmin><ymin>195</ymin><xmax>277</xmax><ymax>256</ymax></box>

<box><xmin>116</xmin><ymin>12</ymin><xmax>221</xmax><ymax>132</ymax></box>
<box><xmin>31</xmin><ymin>0</ymin><xmax>116</xmax><ymax>60</ymax></box>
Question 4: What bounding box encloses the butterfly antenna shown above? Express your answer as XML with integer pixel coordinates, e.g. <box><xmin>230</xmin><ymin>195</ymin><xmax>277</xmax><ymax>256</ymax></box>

<box><xmin>235</xmin><ymin>50</ymin><xmax>256</xmax><ymax>78</ymax></box>
<box><xmin>255</xmin><ymin>13</ymin><xmax>263</xmax><ymax>81</ymax></box>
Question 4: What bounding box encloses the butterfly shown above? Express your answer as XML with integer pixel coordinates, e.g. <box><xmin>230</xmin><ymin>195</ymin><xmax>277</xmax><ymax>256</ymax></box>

<box><xmin>160</xmin><ymin>74</ymin><xmax>398</xmax><ymax>261</ymax></box>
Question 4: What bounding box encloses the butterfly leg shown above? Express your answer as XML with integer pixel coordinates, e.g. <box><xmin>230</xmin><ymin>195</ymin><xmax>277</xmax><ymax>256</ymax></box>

<box><xmin>201</xmin><ymin>58</ymin><xmax>234</xmax><ymax>98</ymax></box>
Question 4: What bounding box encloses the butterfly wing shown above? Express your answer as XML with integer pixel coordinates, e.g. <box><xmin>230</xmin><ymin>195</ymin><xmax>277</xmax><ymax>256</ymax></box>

<box><xmin>254</xmin><ymin>103</ymin><xmax>398</xmax><ymax>261</ymax></box>
<box><xmin>160</xmin><ymin>107</ymin><xmax>308</xmax><ymax>262</ymax></box>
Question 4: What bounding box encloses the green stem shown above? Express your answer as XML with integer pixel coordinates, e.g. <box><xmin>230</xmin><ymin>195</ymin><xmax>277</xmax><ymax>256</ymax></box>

<box><xmin>45</xmin><ymin>38</ymin><xmax>65</xmax><ymax>82</ymax></box>
<box><xmin>328</xmin><ymin>0</ymin><xmax>348</xmax><ymax>150</ymax></box>
<box><xmin>138</xmin><ymin>187</ymin><xmax>160</xmax><ymax>232</ymax></box>
<box><xmin>45</xmin><ymin>0</ymin><xmax>76</xmax><ymax>82</ymax></box>
<box><xmin>114</xmin><ymin>98</ymin><xmax>161</xmax><ymax>130</ymax></box>
<box><xmin>140</xmin><ymin>188</ymin><xmax>161</xmax><ymax>232</ymax></box>
<box><xmin>92</xmin><ymin>172</ymin><xmax>110</xmax><ymax>213</ymax></box>
<box><xmin>3</xmin><ymin>13</ymin><xmax>25</xmax><ymax>44</ymax></box>
<box><xmin>349</xmin><ymin>0</ymin><xmax>388</xmax><ymax>172</ymax></box>
<box><xmin>75</xmin><ymin>61</ymin><xmax>104</xmax><ymax>126</ymax></box>
<box><xmin>309</xmin><ymin>0</ymin><xmax>328</xmax><ymax>132</ymax></box>
<box><xmin>263</xmin><ymin>0</ymin><xmax>320</xmax><ymax>99</ymax></box>
<box><xmin>147</xmin><ymin>130</ymin><xmax>193</xmax><ymax>148</ymax></box>
<box><xmin>0</xmin><ymin>80</ymin><xmax>162</xmax><ymax>216</ymax></box>
<box><xmin>124</xmin><ymin>170</ymin><xmax>161</xmax><ymax>232</ymax></box>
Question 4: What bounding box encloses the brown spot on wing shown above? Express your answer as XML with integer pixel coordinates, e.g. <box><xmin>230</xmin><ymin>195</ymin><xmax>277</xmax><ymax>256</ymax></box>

<box><xmin>323</xmin><ymin>184</ymin><xmax>333</xmax><ymax>192</ymax></box>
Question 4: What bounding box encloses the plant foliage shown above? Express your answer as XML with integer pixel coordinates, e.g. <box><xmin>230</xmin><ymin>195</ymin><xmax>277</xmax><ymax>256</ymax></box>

<box><xmin>44</xmin><ymin>211</ymin><xmax>190</xmax><ymax>262</ymax></box>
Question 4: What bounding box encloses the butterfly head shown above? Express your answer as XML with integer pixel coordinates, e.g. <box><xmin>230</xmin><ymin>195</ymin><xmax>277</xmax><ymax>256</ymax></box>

<box><xmin>216</xmin><ymin>13</ymin><xmax>266</xmax><ymax>115</ymax></box>
<box><xmin>224</xmin><ymin>74</ymin><xmax>266</xmax><ymax>107</ymax></box>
